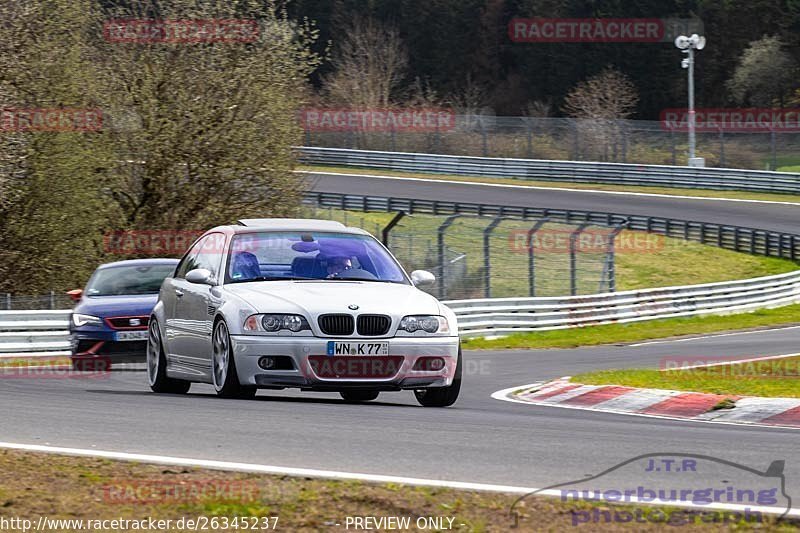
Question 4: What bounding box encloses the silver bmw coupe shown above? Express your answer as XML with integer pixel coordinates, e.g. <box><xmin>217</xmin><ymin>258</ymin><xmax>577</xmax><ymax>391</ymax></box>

<box><xmin>147</xmin><ymin>218</ymin><xmax>462</xmax><ymax>407</ymax></box>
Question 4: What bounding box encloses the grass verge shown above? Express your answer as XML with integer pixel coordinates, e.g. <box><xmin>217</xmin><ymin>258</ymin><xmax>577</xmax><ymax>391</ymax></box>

<box><xmin>301</xmin><ymin>164</ymin><xmax>800</xmax><ymax>204</ymax></box>
<box><xmin>461</xmin><ymin>305</ymin><xmax>800</xmax><ymax>350</ymax></box>
<box><xmin>571</xmin><ymin>356</ymin><xmax>800</xmax><ymax>399</ymax></box>
<box><xmin>0</xmin><ymin>449</ymin><xmax>794</xmax><ymax>532</ymax></box>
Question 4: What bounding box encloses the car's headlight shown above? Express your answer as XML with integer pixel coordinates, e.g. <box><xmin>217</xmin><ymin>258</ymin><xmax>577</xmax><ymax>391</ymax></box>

<box><xmin>243</xmin><ymin>314</ymin><xmax>311</xmax><ymax>333</ymax></box>
<box><xmin>398</xmin><ymin>315</ymin><xmax>450</xmax><ymax>335</ymax></box>
<box><xmin>71</xmin><ymin>313</ymin><xmax>103</xmax><ymax>327</ymax></box>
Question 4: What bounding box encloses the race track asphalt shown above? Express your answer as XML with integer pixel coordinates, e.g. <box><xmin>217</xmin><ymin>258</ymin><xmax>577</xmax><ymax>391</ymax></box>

<box><xmin>307</xmin><ymin>172</ymin><xmax>800</xmax><ymax>234</ymax></box>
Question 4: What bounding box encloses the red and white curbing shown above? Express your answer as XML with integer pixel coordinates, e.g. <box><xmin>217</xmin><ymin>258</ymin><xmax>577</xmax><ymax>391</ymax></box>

<box><xmin>495</xmin><ymin>378</ymin><xmax>800</xmax><ymax>430</ymax></box>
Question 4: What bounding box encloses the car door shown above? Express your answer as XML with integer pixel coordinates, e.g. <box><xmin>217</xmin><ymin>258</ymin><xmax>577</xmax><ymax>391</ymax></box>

<box><xmin>178</xmin><ymin>233</ymin><xmax>226</xmax><ymax>376</ymax></box>
<box><xmin>164</xmin><ymin>239</ymin><xmax>204</xmax><ymax>365</ymax></box>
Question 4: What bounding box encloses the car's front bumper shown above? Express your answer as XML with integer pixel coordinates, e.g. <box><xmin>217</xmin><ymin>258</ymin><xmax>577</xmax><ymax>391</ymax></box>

<box><xmin>230</xmin><ymin>335</ymin><xmax>460</xmax><ymax>390</ymax></box>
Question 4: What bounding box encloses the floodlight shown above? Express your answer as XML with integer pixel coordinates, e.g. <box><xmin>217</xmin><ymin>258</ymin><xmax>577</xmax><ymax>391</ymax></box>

<box><xmin>674</xmin><ymin>35</ymin><xmax>690</xmax><ymax>49</ymax></box>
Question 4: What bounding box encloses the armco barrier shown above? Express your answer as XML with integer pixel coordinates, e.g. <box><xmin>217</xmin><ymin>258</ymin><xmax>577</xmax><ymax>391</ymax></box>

<box><xmin>0</xmin><ymin>310</ymin><xmax>71</xmax><ymax>355</ymax></box>
<box><xmin>299</xmin><ymin>147</ymin><xmax>800</xmax><ymax>195</ymax></box>
<box><xmin>443</xmin><ymin>270</ymin><xmax>800</xmax><ymax>337</ymax></box>
<box><xmin>5</xmin><ymin>272</ymin><xmax>800</xmax><ymax>342</ymax></box>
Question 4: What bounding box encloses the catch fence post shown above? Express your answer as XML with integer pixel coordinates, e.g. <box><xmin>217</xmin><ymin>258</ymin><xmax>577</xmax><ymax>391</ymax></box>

<box><xmin>437</xmin><ymin>215</ymin><xmax>460</xmax><ymax>299</ymax></box>
<box><xmin>483</xmin><ymin>217</ymin><xmax>503</xmax><ymax>298</ymax></box>
<box><xmin>382</xmin><ymin>211</ymin><xmax>406</xmax><ymax>248</ymax></box>
<box><xmin>569</xmin><ymin>223</ymin><xmax>591</xmax><ymax>296</ymax></box>
<box><xmin>526</xmin><ymin>218</ymin><xmax>550</xmax><ymax>297</ymax></box>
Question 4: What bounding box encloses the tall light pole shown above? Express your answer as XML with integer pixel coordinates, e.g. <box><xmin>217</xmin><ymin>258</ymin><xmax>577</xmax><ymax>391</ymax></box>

<box><xmin>675</xmin><ymin>34</ymin><xmax>706</xmax><ymax>167</ymax></box>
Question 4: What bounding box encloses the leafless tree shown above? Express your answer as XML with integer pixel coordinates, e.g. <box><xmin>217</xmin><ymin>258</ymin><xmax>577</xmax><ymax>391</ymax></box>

<box><xmin>322</xmin><ymin>17</ymin><xmax>408</xmax><ymax>109</ymax></box>
<box><xmin>563</xmin><ymin>67</ymin><xmax>639</xmax><ymax>120</ymax></box>
<box><xmin>563</xmin><ymin>68</ymin><xmax>639</xmax><ymax>162</ymax></box>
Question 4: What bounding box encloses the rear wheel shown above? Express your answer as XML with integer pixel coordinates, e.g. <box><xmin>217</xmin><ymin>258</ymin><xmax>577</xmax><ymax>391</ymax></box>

<box><xmin>147</xmin><ymin>319</ymin><xmax>190</xmax><ymax>394</ymax></box>
<box><xmin>212</xmin><ymin>320</ymin><xmax>256</xmax><ymax>399</ymax></box>
<box><xmin>414</xmin><ymin>347</ymin><xmax>462</xmax><ymax>407</ymax></box>
<box><xmin>340</xmin><ymin>390</ymin><xmax>380</xmax><ymax>403</ymax></box>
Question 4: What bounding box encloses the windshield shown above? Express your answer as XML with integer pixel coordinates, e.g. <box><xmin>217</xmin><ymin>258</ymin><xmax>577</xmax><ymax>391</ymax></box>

<box><xmin>85</xmin><ymin>264</ymin><xmax>176</xmax><ymax>296</ymax></box>
<box><xmin>225</xmin><ymin>231</ymin><xmax>409</xmax><ymax>284</ymax></box>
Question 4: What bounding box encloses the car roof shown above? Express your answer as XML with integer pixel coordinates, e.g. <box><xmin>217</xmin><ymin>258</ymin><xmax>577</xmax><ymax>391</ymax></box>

<box><xmin>213</xmin><ymin>218</ymin><xmax>371</xmax><ymax>236</ymax></box>
<box><xmin>97</xmin><ymin>258</ymin><xmax>180</xmax><ymax>269</ymax></box>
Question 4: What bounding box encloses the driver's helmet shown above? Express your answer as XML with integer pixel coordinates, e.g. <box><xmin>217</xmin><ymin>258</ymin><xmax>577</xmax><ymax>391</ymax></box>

<box><xmin>325</xmin><ymin>255</ymin><xmax>352</xmax><ymax>274</ymax></box>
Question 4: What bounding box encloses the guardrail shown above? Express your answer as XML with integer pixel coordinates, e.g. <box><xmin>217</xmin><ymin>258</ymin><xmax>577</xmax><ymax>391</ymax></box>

<box><xmin>299</xmin><ymin>147</ymin><xmax>800</xmax><ymax>195</ymax></box>
<box><xmin>0</xmin><ymin>310</ymin><xmax>71</xmax><ymax>356</ymax></box>
<box><xmin>444</xmin><ymin>270</ymin><xmax>800</xmax><ymax>337</ymax></box>
<box><xmin>5</xmin><ymin>271</ymin><xmax>800</xmax><ymax>343</ymax></box>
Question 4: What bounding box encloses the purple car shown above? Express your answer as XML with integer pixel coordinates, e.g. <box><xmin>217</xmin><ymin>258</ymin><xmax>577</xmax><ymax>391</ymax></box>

<box><xmin>68</xmin><ymin>258</ymin><xmax>179</xmax><ymax>370</ymax></box>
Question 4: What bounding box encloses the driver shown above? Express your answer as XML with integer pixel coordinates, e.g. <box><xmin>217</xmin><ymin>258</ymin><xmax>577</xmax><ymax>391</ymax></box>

<box><xmin>326</xmin><ymin>256</ymin><xmax>352</xmax><ymax>278</ymax></box>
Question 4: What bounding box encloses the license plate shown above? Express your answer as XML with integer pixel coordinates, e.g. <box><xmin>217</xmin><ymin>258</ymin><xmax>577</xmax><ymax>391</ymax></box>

<box><xmin>327</xmin><ymin>341</ymin><xmax>389</xmax><ymax>356</ymax></box>
<box><xmin>115</xmin><ymin>330</ymin><xmax>148</xmax><ymax>342</ymax></box>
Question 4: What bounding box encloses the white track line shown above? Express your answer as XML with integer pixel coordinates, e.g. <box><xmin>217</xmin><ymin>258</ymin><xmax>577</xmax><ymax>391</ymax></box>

<box><xmin>0</xmin><ymin>442</ymin><xmax>797</xmax><ymax>518</ymax></box>
<box><xmin>300</xmin><ymin>170</ymin><xmax>800</xmax><ymax>207</ymax></box>
<box><xmin>628</xmin><ymin>325</ymin><xmax>800</xmax><ymax>347</ymax></box>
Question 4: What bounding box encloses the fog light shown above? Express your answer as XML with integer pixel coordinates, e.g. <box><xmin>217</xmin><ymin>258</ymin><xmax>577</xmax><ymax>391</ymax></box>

<box><xmin>429</xmin><ymin>357</ymin><xmax>445</xmax><ymax>371</ymax></box>
<box><xmin>413</xmin><ymin>357</ymin><xmax>446</xmax><ymax>371</ymax></box>
<box><xmin>258</xmin><ymin>356</ymin><xmax>276</xmax><ymax>370</ymax></box>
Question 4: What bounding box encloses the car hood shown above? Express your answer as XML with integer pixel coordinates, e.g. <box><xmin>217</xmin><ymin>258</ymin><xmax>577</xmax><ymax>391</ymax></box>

<box><xmin>75</xmin><ymin>294</ymin><xmax>160</xmax><ymax>317</ymax></box>
<box><xmin>225</xmin><ymin>281</ymin><xmax>441</xmax><ymax>317</ymax></box>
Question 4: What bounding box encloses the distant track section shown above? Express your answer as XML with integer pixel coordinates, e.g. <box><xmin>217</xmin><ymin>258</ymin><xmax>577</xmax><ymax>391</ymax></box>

<box><xmin>299</xmin><ymin>146</ymin><xmax>800</xmax><ymax>194</ymax></box>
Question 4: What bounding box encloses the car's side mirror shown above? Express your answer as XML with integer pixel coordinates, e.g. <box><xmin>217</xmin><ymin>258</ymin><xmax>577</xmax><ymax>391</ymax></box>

<box><xmin>186</xmin><ymin>268</ymin><xmax>216</xmax><ymax>286</ymax></box>
<box><xmin>410</xmin><ymin>270</ymin><xmax>436</xmax><ymax>287</ymax></box>
<box><xmin>66</xmin><ymin>289</ymin><xmax>83</xmax><ymax>302</ymax></box>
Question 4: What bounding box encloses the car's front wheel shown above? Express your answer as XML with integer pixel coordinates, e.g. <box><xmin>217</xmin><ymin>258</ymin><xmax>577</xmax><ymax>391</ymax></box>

<box><xmin>414</xmin><ymin>347</ymin><xmax>462</xmax><ymax>407</ymax></box>
<box><xmin>340</xmin><ymin>390</ymin><xmax>380</xmax><ymax>403</ymax></box>
<box><xmin>147</xmin><ymin>318</ymin><xmax>191</xmax><ymax>394</ymax></box>
<box><xmin>212</xmin><ymin>320</ymin><xmax>256</xmax><ymax>399</ymax></box>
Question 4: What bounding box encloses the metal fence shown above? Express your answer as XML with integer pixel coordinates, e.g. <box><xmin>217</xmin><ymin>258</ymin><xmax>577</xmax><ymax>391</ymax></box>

<box><xmin>300</xmin><ymin>205</ymin><xmax>624</xmax><ymax>300</ymax></box>
<box><xmin>299</xmin><ymin>146</ymin><xmax>800</xmax><ymax>195</ymax></box>
<box><xmin>302</xmin><ymin>115</ymin><xmax>800</xmax><ymax>171</ymax></box>
<box><xmin>1</xmin><ymin>292</ymin><xmax>73</xmax><ymax>310</ymax></box>
<box><xmin>302</xmin><ymin>192</ymin><xmax>800</xmax><ymax>261</ymax></box>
